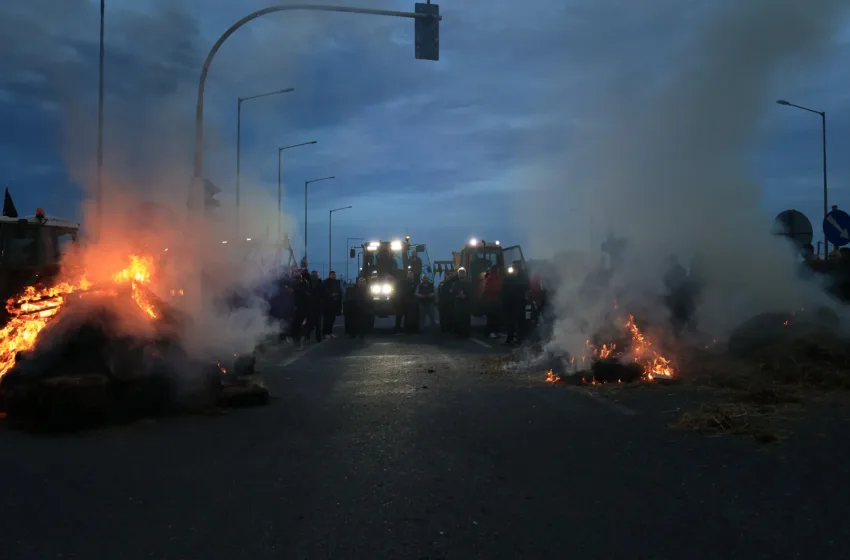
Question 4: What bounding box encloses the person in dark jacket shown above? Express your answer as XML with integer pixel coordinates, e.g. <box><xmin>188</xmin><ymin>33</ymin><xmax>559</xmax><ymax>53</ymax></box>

<box><xmin>394</xmin><ymin>270</ymin><xmax>417</xmax><ymax>334</ymax></box>
<box><xmin>308</xmin><ymin>270</ymin><xmax>326</xmax><ymax>342</ymax></box>
<box><xmin>438</xmin><ymin>271</ymin><xmax>457</xmax><ymax>332</ymax></box>
<box><xmin>502</xmin><ymin>261</ymin><xmax>529</xmax><ymax>345</ymax></box>
<box><xmin>272</xmin><ymin>272</ymin><xmax>294</xmax><ymax>342</ymax></box>
<box><xmin>348</xmin><ymin>277</ymin><xmax>370</xmax><ymax>339</ymax></box>
<box><xmin>451</xmin><ymin>267</ymin><xmax>473</xmax><ymax>337</ymax></box>
<box><xmin>290</xmin><ymin>270</ymin><xmax>310</xmax><ymax>350</ymax></box>
<box><xmin>416</xmin><ymin>275</ymin><xmax>438</xmax><ymax>331</ymax></box>
<box><xmin>323</xmin><ymin>270</ymin><xmax>342</xmax><ymax>338</ymax></box>
<box><xmin>482</xmin><ymin>265</ymin><xmax>502</xmax><ymax>338</ymax></box>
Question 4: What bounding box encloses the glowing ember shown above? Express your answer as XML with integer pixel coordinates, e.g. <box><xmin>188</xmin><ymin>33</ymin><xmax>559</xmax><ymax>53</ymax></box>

<box><xmin>0</xmin><ymin>255</ymin><xmax>159</xmax><ymax>379</ymax></box>
<box><xmin>581</xmin><ymin>376</ymin><xmax>623</xmax><ymax>386</ymax></box>
<box><xmin>545</xmin><ymin>369</ymin><xmax>560</xmax><ymax>383</ymax></box>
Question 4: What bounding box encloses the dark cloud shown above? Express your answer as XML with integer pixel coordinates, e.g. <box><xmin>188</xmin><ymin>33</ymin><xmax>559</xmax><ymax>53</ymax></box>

<box><xmin>0</xmin><ymin>0</ymin><xmax>848</xmax><ymax>263</ymax></box>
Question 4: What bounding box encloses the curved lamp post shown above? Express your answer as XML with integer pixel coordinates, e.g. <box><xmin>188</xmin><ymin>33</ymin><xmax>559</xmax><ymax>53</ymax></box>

<box><xmin>190</xmin><ymin>4</ymin><xmax>442</xmax><ymax>211</ymax></box>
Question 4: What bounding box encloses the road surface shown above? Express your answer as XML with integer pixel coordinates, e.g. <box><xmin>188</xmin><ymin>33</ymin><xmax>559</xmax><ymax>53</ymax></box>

<box><xmin>1</xmin><ymin>320</ymin><xmax>847</xmax><ymax>559</ymax></box>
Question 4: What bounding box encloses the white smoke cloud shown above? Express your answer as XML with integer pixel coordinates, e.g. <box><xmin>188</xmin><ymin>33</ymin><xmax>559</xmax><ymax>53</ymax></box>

<box><xmin>525</xmin><ymin>0</ymin><xmax>850</xmax><ymax>361</ymax></box>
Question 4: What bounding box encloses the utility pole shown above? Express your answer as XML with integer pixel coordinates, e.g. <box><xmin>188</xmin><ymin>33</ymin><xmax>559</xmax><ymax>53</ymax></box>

<box><xmin>95</xmin><ymin>0</ymin><xmax>105</xmax><ymax>241</ymax></box>
<box><xmin>304</xmin><ymin>175</ymin><xmax>336</xmax><ymax>264</ymax></box>
<box><xmin>329</xmin><ymin>205</ymin><xmax>353</xmax><ymax>275</ymax></box>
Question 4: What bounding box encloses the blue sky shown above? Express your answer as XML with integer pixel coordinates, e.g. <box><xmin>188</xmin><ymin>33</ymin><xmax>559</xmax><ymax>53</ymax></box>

<box><xmin>1</xmin><ymin>0</ymin><xmax>849</xmax><ymax>276</ymax></box>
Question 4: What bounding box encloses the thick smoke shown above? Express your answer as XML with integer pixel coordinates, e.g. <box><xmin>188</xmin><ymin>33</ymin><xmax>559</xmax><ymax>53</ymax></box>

<box><xmin>525</xmin><ymin>0</ymin><xmax>850</xmax><ymax>360</ymax></box>
<box><xmin>2</xmin><ymin>1</ymin><xmax>303</xmax><ymax>359</ymax></box>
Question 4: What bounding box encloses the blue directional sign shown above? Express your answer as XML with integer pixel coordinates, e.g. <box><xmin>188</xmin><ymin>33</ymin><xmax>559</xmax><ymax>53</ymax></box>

<box><xmin>823</xmin><ymin>208</ymin><xmax>850</xmax><ymax>247</ymax></box>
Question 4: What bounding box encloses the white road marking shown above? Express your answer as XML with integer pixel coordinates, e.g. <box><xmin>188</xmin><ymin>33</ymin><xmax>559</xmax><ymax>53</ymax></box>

<box><xmin>580</xmin><ymin>391</ymin><xmax>638</xmax><ymax>416</ymax></box>
<box><xmin>470</xmin><ymin>338</ymin><xmax>492</xmax><ymax>348</ymax></box>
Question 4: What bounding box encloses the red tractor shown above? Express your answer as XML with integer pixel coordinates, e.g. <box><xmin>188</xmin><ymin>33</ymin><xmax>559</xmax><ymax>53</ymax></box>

<box><xmin>441</xmin><ymin>238</ymin><xmax>525</xmax><ymax>316</ymax></box>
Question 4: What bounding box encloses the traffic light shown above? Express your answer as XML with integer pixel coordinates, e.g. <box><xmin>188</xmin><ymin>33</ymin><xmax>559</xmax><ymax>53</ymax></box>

<box><xmin>203</xmin><ymin>179</ymin><xmax>221</xmax><ymax>212</ymax></box>
<box><xmin>414</xmin><ymin>2</ymin><xmax>439</xmax><ymax>61</ymax></box>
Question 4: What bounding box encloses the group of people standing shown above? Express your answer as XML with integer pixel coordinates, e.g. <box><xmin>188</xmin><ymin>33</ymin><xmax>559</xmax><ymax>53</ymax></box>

<box><xmin>267</xmin><ymin>260</ymin><xmax>542</xmax><ymax>345</ymax></box>
<box><xmin>269</xmin><ymin>268</ymin><xmax>343</xmax><ymax>350</ymax></box>
<box><xmin>437</xmin><ymin>260</ymin><xmax>537</xmax><ymax>344</ymax></box>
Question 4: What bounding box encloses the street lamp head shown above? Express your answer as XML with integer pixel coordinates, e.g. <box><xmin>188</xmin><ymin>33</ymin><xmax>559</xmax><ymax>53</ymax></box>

<box><xmin>776</xmin><ymin>99</ymin><xmax>790</xmax><ymax>105</ymax></box>
<box><xmin>309</xmin><ymin>141</ymin><xmax>318</xmax><ymax>144</ymax></box>
<box><xmin>280</xmin><ymin>87</ymin><xmax>295</xmax><ymax>93</ymax></box>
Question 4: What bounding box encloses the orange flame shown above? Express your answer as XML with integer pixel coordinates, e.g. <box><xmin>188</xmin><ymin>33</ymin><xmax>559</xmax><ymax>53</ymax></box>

<box><xmin>545</xmin><ymin>369</ymin><xmax>560</xmax><ymax>383</ymax></box>
<box><xmin>0</xmin><ymin>255</ymin><xmax>159</xmax><ymax>379</ymax></box>
<box><xmin>565</xmin><ymin>312</ymin><xmax>676</xmax><ymax>384</ymax></box>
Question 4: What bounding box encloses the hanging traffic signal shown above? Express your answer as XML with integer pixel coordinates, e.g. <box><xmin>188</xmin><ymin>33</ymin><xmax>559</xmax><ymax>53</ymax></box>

<box><xmin>414</xmin><ymin>3</ymin><xmax>439</xmax><ymax>61</ymax></box>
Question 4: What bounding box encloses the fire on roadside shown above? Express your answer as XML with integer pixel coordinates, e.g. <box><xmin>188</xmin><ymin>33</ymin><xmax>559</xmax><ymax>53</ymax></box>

<box><xmin>0</xmin><ymin>254</ymin><xmax>159</xmax><ymax>380</ymax></box>
<box><xmin>547</xmin><ymin>313</ymin><xmax>677</xmax><ymax>385</ymax></box>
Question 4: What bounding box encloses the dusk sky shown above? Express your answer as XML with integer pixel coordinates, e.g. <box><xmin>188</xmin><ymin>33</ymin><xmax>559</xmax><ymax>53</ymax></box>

<box><xmin>1</xmin><ymin>0</ymin><xmax>849</xmax><ymax>276</ymax></box>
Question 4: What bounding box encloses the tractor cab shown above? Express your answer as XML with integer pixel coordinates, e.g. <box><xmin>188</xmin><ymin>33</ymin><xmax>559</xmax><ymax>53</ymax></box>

<box><xmin>355</xmin><ymin>238</ymin><xmax>434</xmax><ymax>284</ymax></box>
<box><xmin>348</xmin><ymin>237</ymin><xmax>433</xmax><ymax>321</ymax></box>
<box><xmin>0</xmin><ymin>209</ymin><xmax>80</xmax><ymax>304</ymax></box>
<box><xmin>452</xmin><ymin>238</ymin><xmax>524</xmax><ymax>280</ymax></box>
<box><xmin>450</xmin><ymin>238</ymin><xmax>525</xmax><ymax>315</ymax></box>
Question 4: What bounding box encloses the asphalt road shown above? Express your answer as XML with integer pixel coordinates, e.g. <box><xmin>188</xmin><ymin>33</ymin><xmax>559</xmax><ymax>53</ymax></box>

<box><xmin>1</xmin><ymin>319</ymin><xmax>848</xmax><ymax>559</ymax></box>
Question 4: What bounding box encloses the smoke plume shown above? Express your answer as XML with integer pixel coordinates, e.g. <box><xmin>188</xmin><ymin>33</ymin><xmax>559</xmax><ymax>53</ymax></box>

<box><xmin>525</xmin><ymin>0</ymin><xmax>850</xmax><ymax>360</ymax></box>
<box><xmin>4</xmin><ymin>1</ymin><xmax>304</xmax><ymax>359</ymax></box>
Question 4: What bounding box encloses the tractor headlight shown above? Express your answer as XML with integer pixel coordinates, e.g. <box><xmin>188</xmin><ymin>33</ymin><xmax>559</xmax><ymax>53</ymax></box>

<box><xmin>507</xmin><ymin>266</ymin><xmax>515</xmax><ymax>274</ymax></box>
<box><xmin>390</xmin><ymin>240</ymin><xmax>403</xmax><ymax>251</ymax></box>
<box><xmin>370</xmin><ymin>283</ymin><xmax>393</xmax><ymax>295</ymax></box>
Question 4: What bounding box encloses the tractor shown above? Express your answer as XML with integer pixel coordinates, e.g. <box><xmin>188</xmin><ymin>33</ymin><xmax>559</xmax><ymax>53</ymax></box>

<box><xmin>345</xmin><ymin>237</ymin><xmax>433</xmax><ymax>330</ymax></box>
<box><xmin>0</xmin><ymin>208</ymin><xmax>81</xmax><ymax>320</ymax></box>
<box><xmin>442</xmin><ymin>238</ymin><xmax>525</xmax><ymax>316</ymax></box>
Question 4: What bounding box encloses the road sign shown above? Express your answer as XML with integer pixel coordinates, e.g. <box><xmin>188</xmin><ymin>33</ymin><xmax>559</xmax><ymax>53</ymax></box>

<box><xmin>823</xmin><ymin>208</ymin><xmax>850</xmax><ymax>247</ymax></box>
<box><xmin>414</xmin><ymin>3</ymin><xmax>439</xmax><ymax>61</ymax></box>
<box><xmin>772</xmin><ymin>209</ymin><xmax>813</xmax><ymax>246</ymax></box>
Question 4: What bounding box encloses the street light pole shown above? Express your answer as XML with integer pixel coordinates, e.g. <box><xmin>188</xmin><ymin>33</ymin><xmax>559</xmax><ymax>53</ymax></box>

<box><xmin>277</xmin><ymin>140</ymin><xmax>317</xmax><ymax>242</ymax></box>
<box><xmin>304</xmin><ymin>175</ymin><xmax>336</xmax><ymax>265</ymax></box>
<box><xmin>95</xmin><ymin>0</ymin><xmax>105</xmax><ymax>242</ymax></box>
<box><xmin>236</xmin><ymin>87</ymin><xmax>294</xmax><ymax>237</ymax></box>
<box><xmin>329</xmin><ymin>206</ymin><xmax>353</xmax><ymax>274</ymax></box>
<box><xmin>777</xmin><ymin>99</ymin><xmax>828</xmax><ymax>258</ymax></box>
